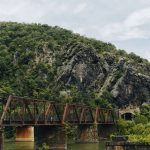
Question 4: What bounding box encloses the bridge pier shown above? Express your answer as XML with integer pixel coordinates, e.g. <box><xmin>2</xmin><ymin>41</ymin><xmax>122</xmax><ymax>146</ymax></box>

<box><xmin>16</xmin><ymin>126</ymin><xmax>34</xmax><ymax>142</ymax></box>
<box><xmin>35</xmin><ymin>126</ymin><xmax>67</xmax><ymax>149</ymax></box>
<box><xmin>98</xmin><ymin>124</ymin><xmax>116</xmax><ymax>139</ymax></box>
<box><xmin>76</xmin><ymin>125</ymin><xmax>99</xmax><ymax>143</ymax></box>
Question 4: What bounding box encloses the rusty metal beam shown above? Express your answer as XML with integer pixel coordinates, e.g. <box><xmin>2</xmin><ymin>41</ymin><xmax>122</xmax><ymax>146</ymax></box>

<box><xmin>0</xmin><ymin>95</ymin><xmax>12</xmax><ymax>126</ymax></box>
<box><xmin>0</xmin><ymin>95</ymin><xmax>118</xmax><ymax>126</ymax></box>
<box><xmin>94</xmin><ymin>107</ymin><xmax>99</xmax><ymax>124</ymax></box>
<box><xmin>62</xmin><ymin>103</ymin><xmax>69</xmax><ymax>124</ymax></box>
<box><xmin>23</xmin><ymin>101</ymin><xmax>34</xmax><ymax>121</ymax></box>
<box><xmin>80</xmin><ymin>108</ymin><xmax>85</xmax><ymax>124</ymax></box>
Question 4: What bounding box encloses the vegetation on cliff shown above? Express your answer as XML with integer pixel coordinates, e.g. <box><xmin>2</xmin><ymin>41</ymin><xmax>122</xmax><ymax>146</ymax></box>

<box><xmin>0</xmin><ymin>22</ymin><xmax>150</xmax><ymax>108</ymax></box>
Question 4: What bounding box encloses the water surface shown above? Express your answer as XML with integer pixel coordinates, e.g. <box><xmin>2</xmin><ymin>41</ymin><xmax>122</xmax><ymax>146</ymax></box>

<box><xmin>5</xmin><ymin>141</ymin><xmax>106</xmax><ymax>150</ymax></box>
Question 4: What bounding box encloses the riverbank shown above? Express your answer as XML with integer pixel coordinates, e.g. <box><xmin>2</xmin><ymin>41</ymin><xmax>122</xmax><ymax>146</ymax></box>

<box><xmin>106</xmin><ymin>141</ymin><xmax>150</xmax><ymax>150</ymax></box>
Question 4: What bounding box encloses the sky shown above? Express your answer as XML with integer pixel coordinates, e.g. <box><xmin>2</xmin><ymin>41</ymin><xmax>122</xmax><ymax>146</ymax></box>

<box><xmin>0</xmin><ymin>0</ymin><xmax>150</xmax><ymax>60</ymax></box>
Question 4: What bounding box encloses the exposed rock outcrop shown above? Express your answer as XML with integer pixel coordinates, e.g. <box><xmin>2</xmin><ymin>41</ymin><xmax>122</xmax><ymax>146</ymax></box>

<box><xmin>58</xmin><ymin>43</ymin><xmax>150</xmax><ymax>107</ymax></box>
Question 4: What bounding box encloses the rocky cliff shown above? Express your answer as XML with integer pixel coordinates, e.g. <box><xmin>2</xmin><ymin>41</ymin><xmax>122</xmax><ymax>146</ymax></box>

<box><xmin>57</xmin><ymin>43</ymin><xmax>150</xmax><ymax>107</ymax></box>
<box><xmin>0</xmin><ymin>22</ymin><xmax>149</xmax><ymax>108</ymax></box>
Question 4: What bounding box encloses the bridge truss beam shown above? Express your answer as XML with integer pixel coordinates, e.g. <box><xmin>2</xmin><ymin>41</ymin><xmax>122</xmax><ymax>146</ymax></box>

<box><xmin>0</xmin><ymin>95</ymin><xmax>119</xmax><ymax>127</ymax></box>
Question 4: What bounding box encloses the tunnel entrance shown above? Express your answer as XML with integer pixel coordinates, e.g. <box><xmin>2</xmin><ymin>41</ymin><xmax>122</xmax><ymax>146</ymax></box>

<box><xmin>121</xmin><ymin>113</ymin><xmax>134</xmax><ymax>120</ymax></box>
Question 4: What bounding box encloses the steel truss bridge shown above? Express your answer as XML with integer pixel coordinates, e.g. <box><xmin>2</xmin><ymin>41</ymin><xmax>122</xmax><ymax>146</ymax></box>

<box><xmin>0</xmin><ymin>95</ymin><xmax>119</xmax><ymax>127</ymax></box>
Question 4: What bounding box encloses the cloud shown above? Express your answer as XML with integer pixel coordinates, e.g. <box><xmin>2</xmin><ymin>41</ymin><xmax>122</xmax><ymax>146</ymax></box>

<box><xmin>125</xmin><ymin>7</ymin><xmax>150</xmax><ymax>27</ymax></box>
<box><xmin>98</xmin><ymin>7</ymin><xmax>150</xmax><ymax>41</ymax></box>
<box><xmin>0</xmin><ymin>0</ymin><xmax>87</xmax><ymax>22</ymax></box>
<box><xmin>73</xmin><ymin>3</ymin><xmax>87</xmax><ymax>14</ymax></box>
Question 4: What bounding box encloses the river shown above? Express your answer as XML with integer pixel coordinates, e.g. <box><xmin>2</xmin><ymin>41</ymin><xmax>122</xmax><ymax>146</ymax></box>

<box><xmin>4</xmin><ymin>141</ymin><xmax>106</xmax><ymax>150</ymax></box>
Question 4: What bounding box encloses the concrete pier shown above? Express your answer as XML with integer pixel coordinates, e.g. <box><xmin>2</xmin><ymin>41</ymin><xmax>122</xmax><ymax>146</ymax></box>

<box><xmin>16</xmin><ymin>126</ymin><xmax>34</xmax><ymax>142</ymax></box>
<box><xmin>76</xmin><ymin>125</ymin><xmax>99</xmax><ymax>143</ymax></box>
<box><xmin>98</xmin><ymin>125</ymin><xmax>116</xmax><ymax>139</ymax></box>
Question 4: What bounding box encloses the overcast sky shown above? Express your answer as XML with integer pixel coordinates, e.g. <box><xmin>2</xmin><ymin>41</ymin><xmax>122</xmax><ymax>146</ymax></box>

<box><xmin>0</xmin><ymin>0</ymin><xmax>150</xmax><ymax>60</ymax></box>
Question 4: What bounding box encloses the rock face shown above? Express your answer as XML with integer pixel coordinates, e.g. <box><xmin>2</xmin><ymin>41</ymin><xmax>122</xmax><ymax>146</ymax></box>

<box><xmin>58</xmin><ymin>43</ymin><xmax>150</xmax><ymax>107</ymax></box>
<box><xmin>58</xmin><ymin>44</ymin><xmax>107</xmax><ymax>90</ymax></box>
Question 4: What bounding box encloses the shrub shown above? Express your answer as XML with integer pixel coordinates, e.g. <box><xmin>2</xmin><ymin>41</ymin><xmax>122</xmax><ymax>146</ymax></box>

<box><xmin>38</xmin><ymin>143</ymin><xmax>49</xmax><ymax>150</ymax></box>
<box><xmin>134</xmin><ymin>115</ymin><xmax>148</xmax><ymax>124</ymax></box>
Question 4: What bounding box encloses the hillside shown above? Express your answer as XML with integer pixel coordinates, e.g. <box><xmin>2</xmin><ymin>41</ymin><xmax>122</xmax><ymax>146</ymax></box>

<box><xmin>0</xmin><ymin>22</ymin><xmax>150</xmax><ymax>108</ymax></box>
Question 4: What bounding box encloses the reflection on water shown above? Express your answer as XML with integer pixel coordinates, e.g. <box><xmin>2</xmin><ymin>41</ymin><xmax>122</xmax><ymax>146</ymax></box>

<box><xmin>5</xmin><ymin>141</ymin><xmax>106</xmax><ymax>150</ymax></box>
<box><xmin>5</xmin><ymin>141</ymin><xmax>34</xmax><ymax>150</ymax></box>
<box><xmin>68</xmin><ymin>142</ymin><xmax>105</xmax><ymax>150</ymax></box>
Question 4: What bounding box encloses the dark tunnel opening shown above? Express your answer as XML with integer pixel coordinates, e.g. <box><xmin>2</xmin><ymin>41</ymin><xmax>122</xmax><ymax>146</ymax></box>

<box><xmin>121</xmin><ymin>113</ymin><xmax>134</xmax><ymax>120</ymax></box>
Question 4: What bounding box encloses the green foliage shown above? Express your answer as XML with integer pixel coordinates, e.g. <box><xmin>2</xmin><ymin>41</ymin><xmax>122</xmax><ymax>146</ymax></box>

<box><xmin>128</xmin><ymin>134</ymin><xmax>150</xmax><ymax>144</ymax></box>
<box><xmin>38</xmin><ymin>143</ymin><xmax>49</xmax><ymax>150</ymax></box>
<box><xmin>117</xmin><ymin>119</ymin><xmax>135</xmax><ymax>135</ymax></box>
<box><xmin>0</xmin><ymin>81</ymin><xmax>14</xmax><ymax>97</ymax></box>
<box><xmin>64</xmin><ymin>123</ymin><xmax>77</xmax><ymax>140</ymax></box>
<box><xmin>95</xmin><ymin>90</ymin><xmax>113</xmax><ymax>108</ymax></box>
<box><xmin>95</xmin><ymin>98</ymin><xmax>112</xmax><ymax>108</ymax></box>
<box><xmin>128</xmin><ymin>124</ymin><xmax>150</xmax><ymax>144</ymax></box>
<box><xmin>117</xmin><ymin>116</ymin><xmax>150</xmax><ymax>144</ymax></box>
<box><xmin>4</xmin><ymin>127</ymin><xmax>15</xmax><ymax>139</ymax></box>
<box><xmin>128</xmin><ymin>52</ymin><xmax>144</xmax><ymax>64</ymax></box>
<box><xmin>129</xmin><ymin>124</ymin><xmax>145</xmax><ymax>135</ymax></box>
<box><xmin>140</xmin><ymin>104</ymin><xmax>150</xmax><ymax>121</ymax></box>
<box><xmin>101</xmin><ymin>90</ymin><xmax>113</xmax><ymax>102</ymax></box>
<box><xmin>134</xmin><ymin>115</ymin><xmax>148</xmax><ymax>124</ymax></box>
